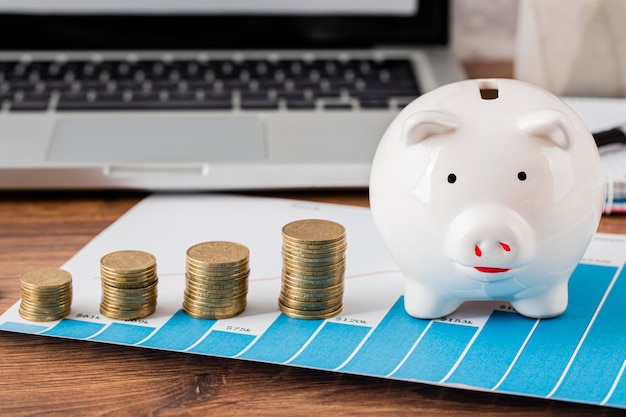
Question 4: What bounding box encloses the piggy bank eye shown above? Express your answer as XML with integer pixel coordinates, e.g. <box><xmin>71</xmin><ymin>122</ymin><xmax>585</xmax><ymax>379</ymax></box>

<box><xmin>517</xmin><ymin>171</ymin><xmax>527</xmax><ymax>181</ymax></box>
<box><xmin>447</xmin><ymin>173</ymin><xmax>457</xmax><ymax>184</ymax></box>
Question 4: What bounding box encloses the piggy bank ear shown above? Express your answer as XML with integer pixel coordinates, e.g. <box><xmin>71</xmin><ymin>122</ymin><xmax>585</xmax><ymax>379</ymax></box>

<box><xmin>403</xmin><ymin>110</ymin><xmax>458</xmax><ymax>146</ymax></box>
<box><xmin>517</xmin><ymin>109</ymin><xmax>572</xmax><ymax>150</ymax></box>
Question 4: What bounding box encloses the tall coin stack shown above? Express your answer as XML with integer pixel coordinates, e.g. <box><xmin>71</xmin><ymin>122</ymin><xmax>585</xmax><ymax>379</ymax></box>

<box><xmin>100</xmin><ymin>250</ymin><xmax>158</xmax><ymax>320</ymax></box>
<box><xmin>183</xmin><ymin>241</ymin><xmax>250</xmax><ymax>320</ymax></box>
<box><xmin>19</xmin><ymin>267</ymin><xmax>72</xmax><ymax>322</ymax></box>
<box><xmin>279</xmin><ymin>219</ymin><xmax>346</xmax><ymax>319</ymax></box>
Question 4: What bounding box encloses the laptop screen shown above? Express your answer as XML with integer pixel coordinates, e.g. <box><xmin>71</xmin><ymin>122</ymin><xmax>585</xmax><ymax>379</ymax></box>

<box><xmin>0</xmin><ymin>0</ymin><xmax>448</xmax><ymax>50</ymax></box>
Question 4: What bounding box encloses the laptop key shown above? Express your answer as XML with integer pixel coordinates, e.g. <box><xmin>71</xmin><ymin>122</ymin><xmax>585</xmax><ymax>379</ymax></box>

<box><xmin>57</xmin><ymin>91</ymin><xmax>129</xmax><ymax>110</ymax></box>
<box><xmin>240</xmin><ymin>92</ymin><xmax>278</xmax><ymax>110</ymax></box>
<box><xmin>9</xmin><ymin>92</ymin><xmax>51</xmax><ymax>111</ymax></box>
<box><xmin>358</xmin><ymin>98</ymin><xmax>390</xmax><ymax>109</ymax></box>
<box><xmin>323</xmin><ymin>102</ymin><xmax>353</xmax><ymax>110</ymax></box>
<box><xmin>278</xmin><ymin>91</ymin><xmax>313</xmax><ymax>108</ymax></box>
<box><xmin>57</xmin><ymin>92</ymin><xmax>91</xmax><ymax>109</ymax></box>
<box><xmin>168</xmin><ymin>91</ymin><xmax>233</xmax><ymax>109</ymax></box>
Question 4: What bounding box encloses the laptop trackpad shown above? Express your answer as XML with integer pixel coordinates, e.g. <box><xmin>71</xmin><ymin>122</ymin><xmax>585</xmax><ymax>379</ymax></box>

<box><xmin>48</xmin><ymin>118</ymin><xmax>266</xmax><ymax>162</ymax></box>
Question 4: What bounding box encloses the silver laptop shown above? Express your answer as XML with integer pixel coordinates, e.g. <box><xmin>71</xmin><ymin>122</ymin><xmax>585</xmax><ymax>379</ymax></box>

<box><xmin>0</xmin><ymin>0</ymin><xmax>464</xmax><ymax>191</ymax></box>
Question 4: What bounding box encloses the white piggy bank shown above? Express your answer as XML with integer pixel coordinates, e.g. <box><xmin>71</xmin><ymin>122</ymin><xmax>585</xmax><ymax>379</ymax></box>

<box><xmin>369</xmin><ymin>79</ymin><xmax>604</xmax><ymax>319</ymax></box>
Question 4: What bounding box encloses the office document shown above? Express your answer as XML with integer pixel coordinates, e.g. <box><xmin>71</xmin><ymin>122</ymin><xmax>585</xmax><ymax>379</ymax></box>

<box><xmin>0</xmin><ymin>194</ymin><xmax>624</xmax><ymax>410</ymax></box>
<box><xmin>565</xmin><ymin>97</ymin><xmax>626</xmax><ymax>213</ymax></box>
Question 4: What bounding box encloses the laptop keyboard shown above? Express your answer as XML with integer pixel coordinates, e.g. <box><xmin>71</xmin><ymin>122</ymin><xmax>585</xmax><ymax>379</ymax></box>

<box><xmin>0</xmin><ymin>58</ymin><xmax>420</xmax><ymax>112</ymax></box>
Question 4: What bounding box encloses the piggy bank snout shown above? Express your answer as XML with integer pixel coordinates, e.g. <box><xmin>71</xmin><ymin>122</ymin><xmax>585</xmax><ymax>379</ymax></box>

<box><xmin>445</xmin><ymin>205</ymin><xmax>534</xmax><ymax>271</ymax></box>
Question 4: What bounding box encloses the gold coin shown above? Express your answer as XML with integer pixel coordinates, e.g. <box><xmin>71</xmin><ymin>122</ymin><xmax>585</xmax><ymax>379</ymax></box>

<box><xmin>282</xmin><ymin>240</ymin><xmax>346</xmax><ymax>252</ymax></box>
<box><xmin>101</xmin><ymin>278</ymin><xmax>156</xmax><ymax>290</ymax></box>
<box><xmin>100</xmin><ymin>305</ymin><xmax>155</xmax><ymax>320</ymax></box>
<box><xmin>281</xmin><ymin>249</ymin><xmax>345</xmax><ymax>263</ymax></box>
<box><xmin>281</xmin><ymin>250</ymin><xmax>346</xmax><ymax>263</ymax></box>
<box><xmin>102</xmin><ymin>279</ymin><xmax>157</xmax><ymax>289</ymax></box>
<box><xmin>21</xmin><ymin>289</ymin><xmax>72</xmax><ymax>300</ymax></box>
<box><xmin>185</xmin><ymin>279</ymin><xmax>248</xmax><ymax>293</ymax></box>
<box><xmin>19</xmin><ymin>267</ymin><xmax>73</xmax><ymax>322</ymax></box>
<box><xmin>278</xmin><ymin>298</ymin><xmax>342</xmax><ymax>313</ymax></box>
<box><xmin>18</xmin><ymin>310</ymin><xmax>70</xmax><ymax>322</ymax></box>
<box><xmin>20</xmin><ymin>296</ymin><xmax>72</xmax><ymax>308</ymax></box>
<box><xmin>19</xmin><ymin>300</ymin><xmax>72</xmax><ymax>314</ymax></box>
<box><xmin>279</xmin><ymin>286</ymin><xmax>344</xmax><ymax>300</ymax></box>
<box><xmin>21</xmin><ymin>286</ymin><xmax>71</xmax><ymax>296</ymax></box>
<box><xmin>20</xmin><ymin>267</ymin><xmax>72</xmax><ymax>289</ymax></box>
<box><xmin>185</xmin><ymin>287</ymin><xmax>248</xmax><ymax>299</ymax></box>
<box><xmin>100</xmin><ymin>264</ymin><xmax>157</xmax><ymax>277</ymax></box>
<box><xmin>100</xmin><ymin>250</ymin><xmax>156</xmax><ymax>274</ymax></box>
<box><xmin>278</xmin><ymin>296</ymin><xmax>343</xmax><ymax>310</ymax></box>
<box><xmin>186</xmin><ymin>241</ymin><xmax>249</xmax><ymax>267</ymax></box>
<box><xmin>100</xmin><ymin>267</ymin><xmax>157</xmax><ymax>278</ymax></box>
<box><xmin>185</xmin><ymin>265</ymin><xmax>250</xmax><ymax>280</ymax></box>
<box><xmin>278</xmin><ymin>301</ymin><xmax>342</xmax><ymax>319</ymax></box>
<box><xmin>100</xmin><ymin>274</ymin><xmax>157</xmax><ymax>286</ymax></box>
<box><xmin>186</xmin><ymin>258</ymin><xmax>249</xmax><ymax>271</ymax></box>
<box><xmin>281</xmin><ymin>265</ymin><xmax>345</xmax><ymax>278</ymax></box>
<box><xmin>281</xmin><ymin>265</ymin><xmax>344</xmax><ymax>276</ymax></box>
<box><xmin>281</xmin><ymin>282</ymin><xmax>344</xmax><ymax>301</ymax></box>
<box><xmin>182</xmin><ymin>291</ymin><xmax>247</xmax><ymax>304</ymax></box>
<box><xmin>101</xmin><ymin>293</ymin><xmax>157</xmax><ymax>302</ymax></box>
<box><xmin>182</xmin><ymin>305</ymin><xmax>246</xmax><ymax>320</ymax></box>
<box><xmin>282</xmin><ymin>260</ymin><xmax>345</xmax><ymax>275</ymax></box>
<box><xmin>182</xmin><ymin>300</ymin><xmax>246</xmax><ymax>313</ymax></box>
<box><xmin>183</xmin><ymin>297</ymin><xmax>247</xmax><ymax>312</ymax></box>
<box><xmin>282</xmin><ymin>219</ymin><xmax>345</xmax><ymax>245</ymax></box>
<box><xmin>281</xmin><ymin>279</ymin><xmax>342</xmax><ymax>291</ymax></box>
<box><xmin>183</xmin><ymin>289</ymin><xmax>247</xmax><ymax>304</ymax></box>
<box><xmin>282</xmin><ymin>241</ymin><xmax>347</xmax><ymax>256</ymax></box>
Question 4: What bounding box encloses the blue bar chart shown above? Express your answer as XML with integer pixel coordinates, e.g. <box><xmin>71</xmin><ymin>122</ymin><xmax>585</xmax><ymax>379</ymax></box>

<box><xmin>2</xmin><ymin>261</ymin><xmax>624</xmax><ymax>409</ymax></box>
<box><xmin>0</xmin><ymin>195</ymin><xmax>624</xmax><ymax>410</ymax></box>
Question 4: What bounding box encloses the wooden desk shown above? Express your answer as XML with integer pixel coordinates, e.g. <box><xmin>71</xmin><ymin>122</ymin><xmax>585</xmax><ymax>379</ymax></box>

<box><xmin>1</xmin><ymin>190</ymin><xmax>625</xmax><ymax>416</ymax></box>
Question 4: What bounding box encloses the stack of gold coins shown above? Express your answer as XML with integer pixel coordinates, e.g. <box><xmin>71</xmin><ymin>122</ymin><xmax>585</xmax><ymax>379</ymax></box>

<box><xmin>19</xmin><ymin>267</ymin><xmax>73</xmax><ymax>322</ymax></box>
<box><xmin>99</xmin><ymin>250</ymin><xmax>158</xmax><ymax>320</ymax></box>
<box><xmin>183</xmin><ymin>241</ymin><xmax>250</xmax><ymax>319</ymax></box>
<box><xmin>279</xmin><ymin>219</ymin><xmax>346</xmax><ymax>319</ymax></box>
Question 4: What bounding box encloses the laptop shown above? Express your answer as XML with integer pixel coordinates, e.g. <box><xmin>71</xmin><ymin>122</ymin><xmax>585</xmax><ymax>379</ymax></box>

<box><xmin>0</xmin><ymin>0</ymin><xmax>464</xmax><ymax>191</ymax></box>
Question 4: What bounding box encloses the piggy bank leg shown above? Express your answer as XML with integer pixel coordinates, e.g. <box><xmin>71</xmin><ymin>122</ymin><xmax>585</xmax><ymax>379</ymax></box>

<box><xmin>404</xmin><ymin>279</ymin><xmax>462</xmax><ymax>319</ymax></box>
<box><xmin>510</xmin><ymin>281</ymin><xmax>569</xmax><ymax>319</ymax></box>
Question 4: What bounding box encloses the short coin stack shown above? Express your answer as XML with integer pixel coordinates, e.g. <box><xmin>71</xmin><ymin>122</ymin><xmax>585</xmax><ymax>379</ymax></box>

<box><xmin>19</xmin><ymin>267</ymin><xmax>73</xmax><ymax>322</ymax></box>
<box><xmin>183</xmin><ymin>241</ymin><xmax>250</xmax><ymax>319</ymax></box>
<box><xmin>279</xmin><ymin>219</ymin><xmax>346</xmax><ymax>319</ymax></box>
<box><xmin>99</xmin><ymin>250</ymin><xmax>158</xmax><ymax>320</ymax></box>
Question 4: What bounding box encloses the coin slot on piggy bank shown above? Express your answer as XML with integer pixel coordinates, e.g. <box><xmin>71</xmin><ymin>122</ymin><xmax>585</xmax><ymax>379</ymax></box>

<box><xmin>478</xmin><ymin>79</ymin><xmax>499</xmax><ymax>100</ymax></box>
<box><xmin>369</xmin><ymin>78</ymin><xmax>604</xmax><ymax>320</ymax></box>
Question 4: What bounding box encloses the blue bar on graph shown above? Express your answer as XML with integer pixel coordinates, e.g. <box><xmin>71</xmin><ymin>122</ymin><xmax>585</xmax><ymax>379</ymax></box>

<box><xmin>606</xmin><ymin>364</ymin><xmax>626</xmax><ymax>408</ymax></box>
<box><xmin>553</xmin><ymin>265</ymin><xmax>626</xmax><ymax>404</ymax></box>
<box><xmin>340</xmin><ymin>296</ymin><xmax>430</xmax><ymax>376</ymax></box>
<box><xmin>189</xmin><ymin>330</ymin><xmax>256</xmax><ymax>357</ymax></box>
<box><xmin>238</xmin><ymin>314</ymin><xmax>323</xmax><ymax>363</ymax></box>
<box><xmin>140</xmin><ymin>309</ymin><xmax>216</xmax><ymax>351</ymax></box>
<box><xmin>43</xmin><ymin>319</ymin><xmax>106</xmax><ymax>339</ymax></box>
<box><xmin>90</xmin><ymin>322</ymin><xmax>156</xmax><ymax>345</ymax></box>
<box><xmin>392</xmin><ymin>321</ymin><xmax>477</xmax><ymax>382</ymax></box>
<box><xmin>445</xmin><ymin>310</ymin><xmax>537</xmax><ymax>389</ymax></box>
<box><xmin>0</xmin><ymin>321</ymin><xmax>49</xmax><ymax>334</ymax></box>
<box><xmin>289</xmin><ymin>322</ymin><xmax>371</xmax><ymax>370</ymax></box>
<box><xmin>498</xmin><ymin>264</ymin><xmax>617</xmax><ymax>396</ymax></box>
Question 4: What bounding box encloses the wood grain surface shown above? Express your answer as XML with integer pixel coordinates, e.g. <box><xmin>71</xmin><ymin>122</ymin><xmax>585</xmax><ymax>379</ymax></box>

<box><xmin>1</xmin><ymin>190</ymin><xmax>625</xmax><ymax>416</ymax></box>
